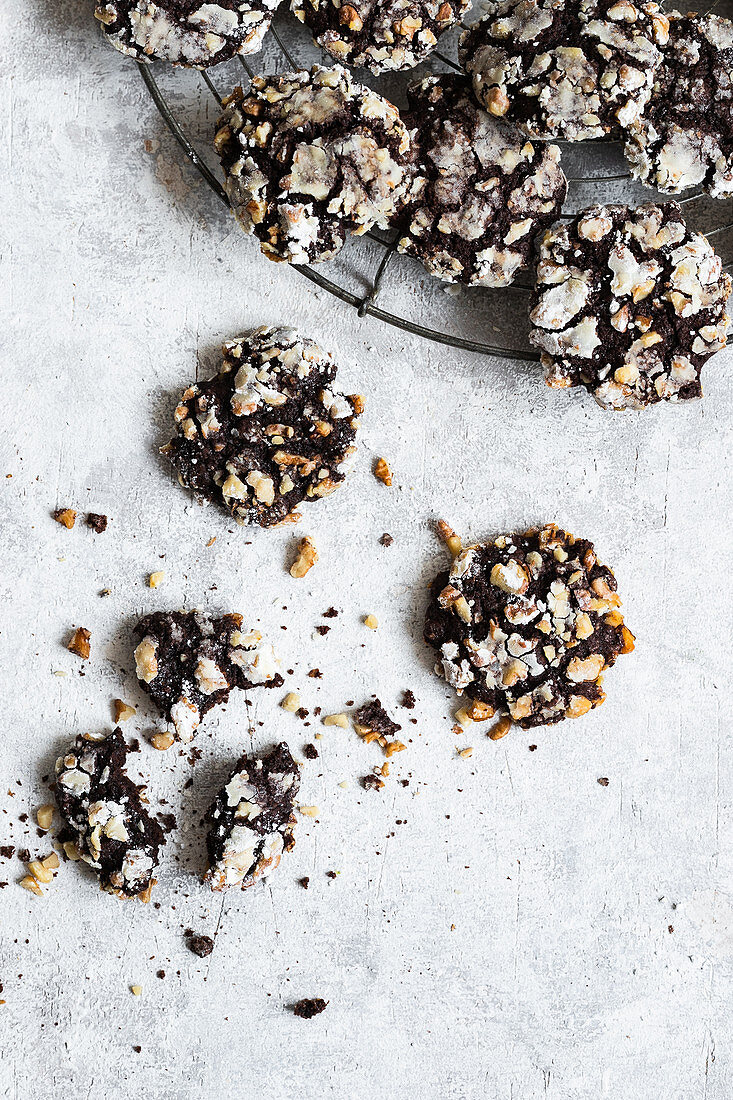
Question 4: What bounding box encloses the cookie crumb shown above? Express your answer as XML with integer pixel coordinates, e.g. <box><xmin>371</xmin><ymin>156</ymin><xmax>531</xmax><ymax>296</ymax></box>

<box><xmin>597</xmin><ymin>777</ymin><xmax>609</xmax><ymax>787</ymax></box>
<box><xmin>302</xmin><ymin>744</ymin><xmax>319</xmax><ymax>760</ymax></box>
<box><xmin>292</xmin><ymin>997</ymin><xmax>328</xmax><ymax>1019</ymax></box>
<box><xmin>186</xmin><ymin>930</ymin><xmax>215</xmax><ymax>958</ymax></box>
<box><xmin>86</xmin><ymin>513</ymin><xmax>108</xmax><ymax>533</ymax></box>
<box><xmin>400</xmin><ymin>690</ymin><xmax>416</xmax><ymax>709</ymax></box>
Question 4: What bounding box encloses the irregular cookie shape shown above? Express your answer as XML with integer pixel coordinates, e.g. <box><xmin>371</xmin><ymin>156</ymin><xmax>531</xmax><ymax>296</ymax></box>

<box><xmin>205</xmin><ymin>742</ymin><xmax>299</xmax><ymax>890</ymax></box>
<box><xmin>397</xmin><ymin>74</ymin><xmax>567</xmax><ymax>286</ymax></box>
<box><xmin>291</xmin><ymin>0</ymin><xmax>470</xmax><ymax>74</ymax></box>
<box><xmin>54</xmin><ymin>730</ymin><xmax>165</xmax><ymax>900</ymax></box>
<box><xmin>162</xmin><ymin>327</ymin><xmax>362</xmax><ymax>526</ymax></box>
<box><xmin>214</xmin><ymin>65</ymin><xmax>412</xmax><ymax>263</ymax></box>
<box><xmin>529</xmin><ymin>201</ymin><xmax>731</xmax><ymax>409</ymax></box>
<box><xmin>459</xmin><ymin>0</ymin><xmax>669</xmax><ymax>141</ymax></box>
<box><xmin>625</xmin><ymin>13</ymin><xmax>733</xmax><ymax>198</ymax></box>
<box><xmin>424</xmin><ymin>525</ymin><xmax>635</xmax><ymax>730</ymax></box>
<box><xmin>94</xmin><ymin>0</ymin><xmax>281</xmax><ymax>67</ymax></box>
<box><xmin>133</xmin><ymin>611</ymin><xmax>282</xmax><ymax>743</ymax></box>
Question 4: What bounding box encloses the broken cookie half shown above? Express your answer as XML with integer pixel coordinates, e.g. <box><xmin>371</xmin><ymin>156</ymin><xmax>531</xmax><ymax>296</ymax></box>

<box><xmin>133</xmin><ymin>611</ymin><xmax>282</xmax><ymax>744</ymax></box>
<box><xmin>205</xmin><ymin>742</ymin><xmax>300</xmax><ymax>891</ymax></box>
<box><xmin>54</xmin><ymin>729</ymin><xmax>165</xmax><ymax>900</ymax></box>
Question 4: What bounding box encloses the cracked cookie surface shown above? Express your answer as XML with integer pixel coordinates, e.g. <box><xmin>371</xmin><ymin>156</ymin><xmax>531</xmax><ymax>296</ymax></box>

<box><xmin>205</xmin><ymin>742</ymin><xmax>299</xmax><ymax>890</ymax></box>
<box><xmin>54</xmin><ymin>729</ymin><xmax>165</xmax><ymax>899</ymax></box>
<box><xmin>625</xmin><ymin>13</ymin><xmax>733</xmax><ymax>198</ymax></box>
<box><xmin>133</xmin><ymin>611</ymin><xmax>282</xmax><ymax>743</ymax></box>
<box><xmin>95</xmin><ymin>0</ymin><xmax>281</xmax><ymax>67</ymax></box>
<box><xmin>397</xmin><ymin>74</ymin><xmax>566</xmax><ymax>286</ymax></box>
<box><xmin>163</xmin><ymin>327</ymin><xmax>361</xmax><ymax>526</ymax></box>
<box><xmin>215</xmin><ymin>65</ymin><xmax>412</xmax><ymax>264</ymax></box>
<box><xmin>291</xmin><ymin>0</ymin><xmax>470</xmax><ymax>74</ymax></box>
<box><xmin>424</xmin><ymin>525</ymin><xmax>635</xmax><ymax>730</ymax></box>
<box><xmin>459</xmin><ymin>0</ymin><xmax>669</xmax><ymax>141</ymax></box>
<box><xmin>529</xmin><ymin>201</ymin><xmax>731</xmax><ymax>409</ymax></box>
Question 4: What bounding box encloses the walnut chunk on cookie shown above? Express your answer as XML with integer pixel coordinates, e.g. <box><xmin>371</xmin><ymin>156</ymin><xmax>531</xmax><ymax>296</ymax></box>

<box><xmin>529</xmin><ymin>201</ymin><xmax>731</xmax><ymax>409</ymax></box>
<box><xmin>162</xmin><ymin>327</ymin><xmax>361</xmax><ymax>527</ymax></box>
<box><xmin>424</xmin><ymin>525</ymin><xmax>635</xmax><ymax>732</ymax></box>
<box><xmin>205</xmin><ymin>742</ymin><xmax>299</xmax><ymax>890</ymax></box>
<box><xmin>133</xmin><ymin>611</ymin><xmax>282</xmax><ymax>744</ymax></box>
<box><xmin>54</xmin><ymin>729</ymin><xmax>165</xmax><ymax>900</ymax></box>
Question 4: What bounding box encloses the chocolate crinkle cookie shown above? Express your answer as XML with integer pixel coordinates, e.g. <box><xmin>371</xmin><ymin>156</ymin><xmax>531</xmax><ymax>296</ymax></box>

<box><xmin>54</xmin><ymin>729</ymin><xmax>165</xmax><ymax>900</ymax></box>
<box><xmin>529</xmin><ymin>202</ymin><xmax>731</xmax><ymax>410</ymax></box>
<box><xmin>134</xmin><ymin>611</ymin><xmax>282</xmax><ymax>743</ymax></box>
<box><xmin>424</xmin><ymin>525</ymin><xmax>635</xmax><ymax>730</ymax></box>
<box><xmin>94</xmin><ymin>0</ymin><xmax>281</xmax><ymax>67</ymax></box>
<box><xmin>625</xmin><ymin>13</ymin><xmax>733</xmax><ymax>198</ymax></box>
<box><xmin>396</xmin><ymin>74</ymin><xmax>567</xmax><ymax>286</ymax></box>
<box><xmin>214</xmin><ymin>65</ymin><xmax>412</xmax><ymax>264</ymax></box>
<box><xmin>162</xmin><ymin>327</ymin><xmax>362</xmax><ymax>527</ymax></box>
<box><xmin>205</xmin><ymin>742</ymin><xmax>299</xmax><ymax>890</ymax></box>
<box><xmin>459</xmin><ymin>0</ymin><xmax>669</xmax><ymax>141</ymax></box>
<box><xmin>291</xmin><ymin>0</ymin><xmax>470</xmax><ymax>74</ymax></box>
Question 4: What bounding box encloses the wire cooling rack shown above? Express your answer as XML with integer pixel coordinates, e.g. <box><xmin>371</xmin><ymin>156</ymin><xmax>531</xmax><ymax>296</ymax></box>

<box><xmin>138</xmin><ymin>15</ymin><xmax>733</xmax><ymax>361</ymax></box>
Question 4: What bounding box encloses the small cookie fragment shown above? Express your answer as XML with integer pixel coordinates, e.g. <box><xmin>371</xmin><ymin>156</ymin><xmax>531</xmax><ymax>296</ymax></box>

<box><xmin>292</xmin><ymin>997</ymin><xmax>328</xmax><ymax>1018</ymax></box>
<box><xmin>398</xmin><ymin>75</ymin><xmax>567</xmax><ymax>287</ymax></box>
<box><xmin>86</xmin><ymin>513</ymin><xmax>108</xmax><ymax>533</ymax></box>
<box><xmin>95</xmin><ymin>0</ymin><xmax>282</xmax><ymax>68</ymax></box>
<box><xmin>353</xmin><ymin>699</ymin><xmax>402</xmax><ymax>750</ymax></box>
<box><xmin>133</xmin><ymin>611</ymin><xmax>281</xmax><ymax>743</ymax></box>
<box><xmin>215</xmin><ymin>66</ymin><xmax>412</xmax><ymax>264</ymax></box>
<box><xmin>459</xmin><ymin>0</ymin><xmax>669</xmax><ymax>141</ymax></box>
<box><xmin>162</xmin><ymin>327</ymin><xmax>361</xmax><ymax>527</ymax></box>
<box><xmin>54</xmin><ymin>729</ymin><xmax>165</xmax><ymax>899</ymax></box>
<box><xmin>185</xmin><ymin>930</ymin><xmax>215</xmax><ymax>957</ymax></box>
<box><xmin>292</xmin><ymin>0</ymin><xmax>469</xmax><ymax>74</ymax></box>
<box><xmin>205</xmin><ymin>742</ymin><xmax>300</xmax><ymax>890</ymax></box>
<box><xmin>424</xmin><ymin>524</ymin><xmax>635</xmax><ymax>731</ymax></box>
<box><xmin>529</xmin><ymin>201</ymin><xmax>731</xmax><ymax>409</ymax></box>
<box><xmin>625</xmin><ymin>13</ymin><xmax>733</xmax><ymax>197</ymax></box>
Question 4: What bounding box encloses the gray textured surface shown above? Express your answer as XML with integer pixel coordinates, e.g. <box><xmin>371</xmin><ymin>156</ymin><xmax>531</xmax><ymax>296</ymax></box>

<box><xmin>2</xmin><ymin>3</ymin><xmax>732</xmax><ymax>1098</ymax></box>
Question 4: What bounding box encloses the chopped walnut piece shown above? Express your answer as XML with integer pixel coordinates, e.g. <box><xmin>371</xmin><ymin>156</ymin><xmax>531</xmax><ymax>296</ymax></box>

<box><xmin>281</xmin><ymin>692</ymin><xmax>301</xmax><ymax>713</ymax></box>
<box><xmin>36</xmin><ymin>805</ymin><xmax>54</xmax><ymax>831</ymax></box>
<box><xmin>384</xmin><ymin>740</ymin><xmax>406</xmax><ymax>758</ymax></box>
<box><xmin>63</xmin><ymin>840</ymin><xmax>80</xmax><ymax>861</ymax></box>
<box><xmin>374</xmin><ymin>458</ymin><xmax>393</xmax><ymax>486</ymax></box>
<box><xmin>113</xmin><ymin>699</ymin><xmax>136</xmax><ymax>723</ymax></box>
<box><xmin>151</xmin><ymin>732</ymin><xmax>175</xmax><ymax>751</ymax></box>
<box><xmin>53</xmin><ymin>508</ymin><xmax>76</xmax><ymax>529</ymax></box>
<box><xmin>130</xmin><ymin>986</ymin><xmax>143</xmax><ymax>996</ymax></box>
<box><xmin>298</xmin><ymin>805</ymin><xmax>319</xmax><ymax>817</ymax></box>
<box><xmin>290</xmin><ymin>536</ymin><xmax>319</xmax><ymax>579</ymax></box>
<box><xmin>488</xmin><ymin>716</ymin><xmax>512</xmax><ymax>741</ymax></box>
<box><xmin>363</xmin><ymin>614</ymin><xmax>378</xmax><ymax>630</ymax></box>
<box><xmin>148</xmin><ymin>571</ymin><xmax>165</xmax><ymax>589</ymax></box>
<box><xmin>20</xmin><ymin>875</ymin><xmax>43</xmax><ymax>896</ymax></box>
<box><xmin>323</xmin><ymin>713</ymin><xmax>348</xmax><ymax>728</ymax></box>
<box><xmin>437</xmin><ymin>520</ymin><xmax>462</xmax><ymax>557</ymax></box>
<box><xmin>457</xmin><ymin>746</ymin><xmax>474</xmax><ymax>759</ymax></box>
<box><xmin>67</xmin><ymin>627</ymin><xmax>91</xmax><ymax>660</ymax></box>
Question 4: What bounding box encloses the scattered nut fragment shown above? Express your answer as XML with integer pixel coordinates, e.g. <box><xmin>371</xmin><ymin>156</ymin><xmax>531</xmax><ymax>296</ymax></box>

<box><xmin>290</xmin><ymin>536</ymin><xmax>318</xmax><ymax>579</ymax></box>
<box><xmin>281</xmin><ymin>692</ymin><xmax>301</xmax><ymax>713</ymax></box>
<box><xmin>298</xmin><ymin>805</ymin><xmax>320</xmax><ymax>817</ymax></box>
<box><xmin>113</xmin><ymin>699</ymin><xmax>136</xmax><ymax>723</ymax></box>
<box><xmin>362</xmin><ymin>774</ymin><xmax>385</xmax><ymax>790</ymax></box>
<box><xmin>363</xmin><ymin>614</ymin><xmax>379</xmax><ymax>630</ymax></box>
<box><xmin>374</xmin><ymin>458</ymin><xmax>393</xmax><ymax>486</ymax></box>
<box><xmin>67</xmin><ymin>627</ymin><xmax>91</xmax><ymax>660</ymax></box>
<box><xmin>488</xmin><ymin>716</ymin><xmax>512</xmax><ymax>741</ymax></box>
<box><xmin>323</xmin><ymin>713</ymin><xmax>348</xmax><ymax>728</ymax></box>
<box><xmin>130</xmin><ymin>986</ymin><xmax>143</xmax><ymax>997</ymax></box>
<box><xmin>28</xmin><ymin>860</ymin><xmax>53</xmax><ymax>884</ymax></box>
<box><xmin>63</xmin><ymin>840</ymin><xmax>81</xmax><ymax>861</ymax></box>
<box><xmin>20</xmin><ymin>875</ymin><xmax>43</xmax><ymax>897</ymax></box>
<box><xmin>36</xmin><ymin>805</ymin><xmax>54</xmax><ymax>831</ymax></box>
<box><xmin>384</xmin><ymin>740</ymin><xmax>406</xmax><ymax>758</ymax></box>
<box><xmin>457</xmin><ymin>746</ymin><xmax>474</xmax><ymax>759</ymax></box>
<box><xmin>437</xmin><ymin>520</ymin><xmax>462</xmax><ymax>557</ymax></box>
<box><xmin>53</xmin><ymin>508</ymin><xmax>76</xmax><ymax>529</ymax></box>
<box><xmin>42</xmin><ymin>853</ymin><xmax>60</xmax><ymax>870</ymax></box>
<box><xmin>151</xmin><ymin>731</ymin><xmax>175</xmax><ymax>751</ymax></box>
<box><xmin>148</xmin><ymin>571</ymin><xmax>165</xmax><ymax>589</ymax></box>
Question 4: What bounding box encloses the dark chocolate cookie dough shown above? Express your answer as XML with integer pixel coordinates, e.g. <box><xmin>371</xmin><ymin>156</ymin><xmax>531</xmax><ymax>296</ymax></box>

<box><xmin>205</xmin><ymin>742</ymin><xmax>300</xmax><ymax>890</ymax></box>
<box><xmin>529</xmin><ymin>202</ymin><xmax>731</xmax><ymax>409</ymax></box>
<box><xmin>162</xmin><ymin>327</ymin><xmax>362</xmax><ymax>526</ymax></box>
<box><xmin>625</xmin><ymin>13</ymin><xmax>733</xmax><ymax>198</ymax></box>
<box><xmin>134</xmin><ymin>611</ymin><xmax>282</xmax><ymax>743</ymax></box>
<box><xmin>397</xmin><ymin>74</ymin><xmax>567</xmax><ymax>286</ymax></box>
<box><xmin>424</xmin><ymin>525</ymin><xmax>635</xmax><ymax>730</ymax></box>
<box><xmin>459</xmin><ymin>0</ymin><xmax>669</xmax><ymax>140</ymax></box>
<box><xmin>291</xmin><ymin>0</ymin><xmax>470</xmax><ymax>74</ymax></box>
<box><xmin>54</xmin><ymin>729</ymin><xmax>165</xmax><ymax>899</ymax></box>
<box><xmin>214</xmin><ymin>65</ymin><xmax>412</xmax><ymax>264</ymax></box>
<box><xmin>95</xmin><ymin>0</ymin><xmax>280</xmax><ymax>66</ymax></box>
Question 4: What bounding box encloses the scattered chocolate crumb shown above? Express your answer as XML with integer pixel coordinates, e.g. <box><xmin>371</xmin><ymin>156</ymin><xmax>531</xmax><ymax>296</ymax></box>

<box><xmin>597</xmin><ymin>777</ymin><xmax>609</xmax><ymax>787</ymax></box>
<box><xmin>299</xmin><ymin>876</ymin><xmax>310</xmax><ymax>889</ymax></box>
<box><xmin>668</xmin><ymin>925</ymin><xmax>674</xmax><ymax>933</ymax></box>
<box><xmin>158</xmin><ymin>813</ymin><xmax>177</xmax><ymax>833</ymax></box>
<box><xmin>379</xmin><ymin>533</ymin><xmax>393</xmax><ymax>547</ymax></box>
<box><xmin>307</xmin><ymin>669</ymin><xmax>322</xmax><ymax>679</ymax></box>
<box><xmin>18</xmin><ymin>849</ymin><xmax>31</xmax><ymax>864</ymax></box>
<box><xmin>292</xmin><ymin>997</ymin><xmax>328</xmax><ymax>1019</ymax></box>
<box><xmin>186</xmin><ymin>930</ymin><xmax>214</xmax><ymax>958</ymax></box>
<box><xmin>67</xmin><ymin>627</ymin><xmax>91</xmax><ymax>660</ymax></box>
<box><xmin>86</xmin><ymin>513</ymin><xmax>108</xmax><ymax>533</ymax></box>
<box><xmin>529</xmin><ymin>745</ymin><xmax>537</xmax><ymax>751</ymax></box>
<box><xmin>133</xmin><ymin>1046</ymin><xmax>142</xmax><ymax>1054</ymax></box>
<box><xmin>326</xmin><ymin>870</ymin><xmax>338</xmax><ymax>879</ymax></box>
<box><xmin>362</xmin><ymin>774</ymin><xmax>384</xmax><ymax>791</ymax></box>
<box><xmin>295</xmin><ymin>707</ymin><xmax>309</xmax><ymax>720</ymax></box>
<box><xmin>315</xmin><ymin>625</ymin><xmax>330</xmax><ymax>635</ymax></box>
<box><xmin>400</xmin><ymin>690</ymin><xmax>416</xmax><ymax>709</ymax></box>
<box><xmin>302</xmin><ymin>744</ymin><xmax>319</xmax><ymax>760</ymax></box>
<box><xmin>53</xmin><ymin>508</ymin><xmax>76</xmax><ymax>529</ymax></box>
<box><xmin>323</xmin><ymin>607</ymin><xmax>338</xmax><ymax>618</ymax></box>
<box><xmin>183</xmin><ymin>777</ymin><xmax>194</xmax><ymax>790</ymax></box>
<box><xmin>0</xmin><ymin>846</ymin><xmax>14</xmax><ymax>860</ymax></box>
<box><xmin>156</xmin><ymin>970</ymin><xmax>165</xmax><ymax>979</ymax></box>
<box><xmin>354</xmin><ymin>699</ymin><xmax>401</xmax><ymax>739</ymax></box>
<box><xmin>400</xmin><ymin>779</ymin><xmax>410</xmax><ymax>787</ymax></box>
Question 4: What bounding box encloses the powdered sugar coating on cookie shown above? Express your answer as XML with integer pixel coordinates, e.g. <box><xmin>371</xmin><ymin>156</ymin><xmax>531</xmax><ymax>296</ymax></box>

<box><xmin>529</xmin><ymin>201</ymin><xmax>731</xmax><ymax>409</ymax></box>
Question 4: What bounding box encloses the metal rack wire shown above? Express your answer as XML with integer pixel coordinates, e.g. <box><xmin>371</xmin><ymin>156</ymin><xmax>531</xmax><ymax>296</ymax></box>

<box><xmin>138</xmin><ymin>17</ymin><xmax>733</xmax><ymax>361</ymax></box>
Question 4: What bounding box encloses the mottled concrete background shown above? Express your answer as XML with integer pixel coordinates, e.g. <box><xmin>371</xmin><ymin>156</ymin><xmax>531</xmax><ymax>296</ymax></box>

<box><xmin>2</xmin><ymin>3</ymin><xmax>732</xmax><ymax>1098</ymax></box>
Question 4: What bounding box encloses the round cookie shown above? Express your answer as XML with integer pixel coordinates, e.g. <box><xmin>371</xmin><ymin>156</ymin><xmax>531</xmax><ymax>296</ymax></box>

<box><xmin>94</xmin><ymin>0</ymin><xmax>281</xmax><ymax>67</ymax></box>
<box><xmin>625</xmin><ymin>13</ymin><xmax>733</xmax><ymax>198</ymax></box>
<box><xmin>529</xmin><ymin>202</ymin><xmax>731</xmax><ymax>410</ymax></box>
<box><xmin>424</xmin><ymin>524</ymin><xmax>635</xmax><ymax>730</ymax></box>
<box><xmin>162</xmin><ymin>326</ymin><xmax>363</xmax><ymax>526</ymax></box>
<box><xmin>291</xmin><ymin>0</ymin><xmax>470</xmax><ymax>74</ymax></box>
<box><xmin>459</xmin><ymin>0</ymin><xmax>669</xmax><ymax>141</ymax></box>
<box><xmin>396</xmin><ymin>74</ymin><xmax>567</xmax><ymax>286</ymax></box>
<box><xmin>214</xmin><ymin>65</ymin><xmax>412</xmax><ymax>264</ymax></box>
